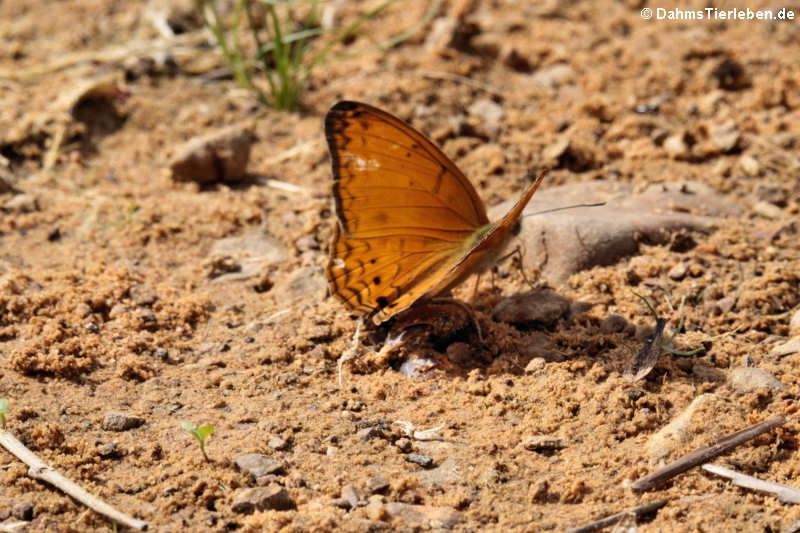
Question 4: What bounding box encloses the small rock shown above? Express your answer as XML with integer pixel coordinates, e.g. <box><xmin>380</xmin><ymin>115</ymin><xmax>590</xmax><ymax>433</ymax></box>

<box><xmin>326</xmin><ymin>445</ymin><xmax>338</xmax><ymax>456</ymax></box>
<box><xmin>492</xmin><ymin>180</ymin><xmax>741</xmax><ymax>286</ymax></box>
<box><xmin>366</xmin><ymin>477</ymin><xmax>390</xmax><ymax>494</ymax></box>
<box><xmin>753</xmin><ymin>201</ymin><xmax>784</xmax><ymax>220</ymax></box>
<box><xmin>521</xmin><ymin>435</ymin><xmax>566</xmax><ymax>452</ymax></box>
<box><xmin>395</xmin><ymin>438</ymin><xmax>412</xmax><ymax>453</ymax></box>
<box><xmin>416</xmin><ymin>457</ymin><xmax>463</xmax><ymax>489</ymax></box>
<box><xmin>663</xmin><ymin>134</ymin><xmax>688</xmax><ymax>158</ymax></box>
<box><xmin>531</xmin><ymin>63</ymin><xmax>575</xmax><ymax>88</ymax></box>
<box><xmin>268</xmin><ymin>436</ymin><xmax>288</xmax><ymax>451</ymax></box>
<box><xmin>739</xmin><ymin>155</ymin><xmax>760</xmax><ymax>176</ymax></box>
<box><xmin>769</xmin><ymin>337</ymin><xmax>800</xmax><ymax>358</ymax></box>
<box><xmin>790</xmin><ymin>312</ymin><xmax>800</xmax><ymax>337</ymax></box>
<box><xmin>234</xmin><ymin>453</ymin><xmax>285</xmax><ymax>478</ymax></box>
<box><xmin>647</xmin><ymin>393</ymin><xmax>730</xmax><ymax>459</ymax></box>
<box><xmin>97</xmin><ymin>442</ymin><xmax>119</xmax><ymax>457</ymax></box>
<box><xmin>294</xmin><ymin>234</ymin><xmax>319</xmax><ymax>252</ymax></box>
<box><xmin>331</xmin><ymin>497</ymin><xmax>350</xmax><ymax>509</ymax></box>
<box><xmin>231</xmin><ymin>485</ymin><xmax>296</xmax><ymax>514</ymax></box>
<box><xmin>384</xmin><ymin>502</ymin><xmax>464</xmax><ymax>529</ymax></box>
<box><xmin>406</xmin><ymin>454</ymin><xmax>434</xmax><ymax>468</ymax></box>
<box><xmin>366</xmin><ymin>500</ymin><xmax>388</xmax><ymax>521</ymax></box>
<box><xmin>467</xmin><ymin>99</ymin><xmax>504</xmax><ymax>138</ymax></box>
<box><xmin>714</xmin><ymin>296</ymin><xmax>736</xmax><ymax>314</ymax></box>
<box><xmin>493</xmin><ymin>289</ymin><xmax>569</xmax><ymax>326</ymax></box>
<box><xmin>12</xmin><ymin>502</ymin><xmax>34</xmax><ymax>520</ymax></box>
<box><xmin>357</xmin><ymin>427</ymin><xmax>384</xmax><ymax>442</ymax></box>
<box><xmin>102</xmin><ymin>413</ymin><xmax>144</xmax><ymax>432</ymax></box>
<box><xmin>667</xmin><ymin>263</ymin><xmax>688</xmax><ymax>280</ymax></box>
<box><xmin>341</xmin><ymin>485</ymin><xmax>364</xmax><ymax>509</ymax></box>
<box><xmin>728</xmin><ymin>367</ymin><xmax>786</xmax><ymax>395</ymax></box>
<box><xmin>3</xmin><ymin>193</ymin><xmax>39</xmax><ymax>213</ymax></box>
<box><xmin>692</xmin><ymin>364</ymin><xmax>726</xmax><ymax>382</ymax></box>
<box><xmin>524</xmin><ymin>357</ymin><xmax>546</xmax><ymax>374</ymax></box>
<box><xmin>169</xmin><ymin>124</ymin><xmax>253</xmax><ymax>183</ymax></box>
<box><xmin>754</xmin><ymin>182</ymin><xmax>788</xmax><ymax>207</ymax></box>
<box><xmin>600</xmin><ymin>314</ymin><xmax>629</xmax><ymax>334</ymax></box>
<box><xmin>708</xmin><ymin>120</ymin><xmax>740</xmax><ymax>153</ymax></box>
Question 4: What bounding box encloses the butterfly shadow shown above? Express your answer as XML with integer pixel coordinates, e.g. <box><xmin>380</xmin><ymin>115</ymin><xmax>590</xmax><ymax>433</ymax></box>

<box><xmin>362</xmin><ymin>287</ymin><xmax>692</xmax><ymax>387</ymax></box>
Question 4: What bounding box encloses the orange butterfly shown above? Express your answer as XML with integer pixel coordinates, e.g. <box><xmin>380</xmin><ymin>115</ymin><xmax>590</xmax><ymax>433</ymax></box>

<box><xmin>325</xmin><ymin>101</ymin><xmax>544</xmax><ymax>326</ymax></box>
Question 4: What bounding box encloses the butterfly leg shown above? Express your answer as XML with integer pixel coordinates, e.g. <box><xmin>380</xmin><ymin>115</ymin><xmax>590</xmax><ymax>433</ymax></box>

<box><xmin>498</xmin><ymin>245</ymin><xmax>535</xmax><ymax>290</ymax></box>
<box><xmin>471</xmin><ymin>273</ymin><xmax>482</xmax><ymax>302</ymax></box>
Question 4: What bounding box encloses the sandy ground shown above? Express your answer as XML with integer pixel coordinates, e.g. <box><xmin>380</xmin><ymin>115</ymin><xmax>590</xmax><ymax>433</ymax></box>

<box><xmin>1</xmin><ymin>1</ymin><xmax>799</xmax><ymax>531</ymax></box>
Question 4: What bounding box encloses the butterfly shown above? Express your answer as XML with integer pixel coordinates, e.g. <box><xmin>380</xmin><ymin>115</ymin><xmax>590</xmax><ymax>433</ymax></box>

<box><xmin>325</xmin><ymin>101</ymin><xmax>544</xmax><ymax>326</ymax></box>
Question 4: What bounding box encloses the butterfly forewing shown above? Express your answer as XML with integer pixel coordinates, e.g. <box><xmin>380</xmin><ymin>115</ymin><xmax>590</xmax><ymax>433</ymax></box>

<box><xmin>325</xmin><ymin>101</ymin><xmax>491</xmax><ymax>322</ymax></box>
<box><xmin>325</xmin><ymin>101</ymin><xmax>489</xmax><ymax>237</ymax></box>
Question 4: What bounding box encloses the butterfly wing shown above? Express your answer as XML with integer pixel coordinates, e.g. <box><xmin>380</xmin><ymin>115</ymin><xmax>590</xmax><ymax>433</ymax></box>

<box><xmin>325</xmin><ymin>101</ymin><xmax>489</xmax><ymax>323</ymax></box>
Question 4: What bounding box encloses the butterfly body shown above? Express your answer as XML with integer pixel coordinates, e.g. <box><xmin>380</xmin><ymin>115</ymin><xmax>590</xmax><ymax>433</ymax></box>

<box><xmin>325</xmin><ymin>101</ymin><xmax>544</xmax><ymax>325</ymax></box>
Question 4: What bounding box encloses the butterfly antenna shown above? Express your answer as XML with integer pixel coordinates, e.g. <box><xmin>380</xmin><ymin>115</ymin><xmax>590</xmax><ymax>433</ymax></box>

<box><xmin>523</xmin><ymin>201</ymin><xmax>606</xmax><ymax>218</ymax></box>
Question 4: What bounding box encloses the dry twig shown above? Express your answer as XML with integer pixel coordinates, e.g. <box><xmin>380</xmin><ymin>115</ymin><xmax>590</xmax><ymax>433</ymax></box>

<box><xmin>0</xmin><ymin>429</ymin><xmax>148</xmax><ymax>531</ymax></box>
<box><xmin>702</xmin><ymin>463</ymin><xmax>800</xmax><ymax>504</ymax></box>
<box><xmin>565</xmin><ymin>499</ymin><xmax>668</xmax><ymax>533</ymax></box>
<box><xmin>631</xmin><ymin>416</ymin><xmax>786</xmax><ymax>491</ymax></box>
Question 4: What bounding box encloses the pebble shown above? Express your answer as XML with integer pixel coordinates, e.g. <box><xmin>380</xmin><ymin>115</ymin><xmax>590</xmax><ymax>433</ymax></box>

<box><xmin>97</xmin><ymin>442</ymin><xmax>119</xmax><ymax>457</ymax></box>
<box><xmin>708</xmin><ymin>120</ymin><xmax>740</xmax><ymax>153</ymax></box>
<box><xmin>646</xmin><ymin>393</ymin><xmax>728</xmax><ymax>459</ymax></box>
<box><xmin>169</xmin><ymin>124</ymin><xmax>253</xmax><ymax>183</ymax></box>
<box><xmin>524</xmin><ymin>357</ymin><xmax>546</xmax><ymax>374</ymax></box>
<box><xmin>416</xmin><ymin>458</ymin><xmax>462</xmax><ymax>488</ymax></box>
<box><xmin>754</xmin><ymin>182</ymin><xmax>787</xmax><ymax>207</ymax></box>
<box><xmin>668</xmin><ymin>262</ymin><xmax>688</xmax><ymax>280</ymax></box>
<box><xmin>366</xmin><ymin>500</ymin><xmax>389</xmax><ymax>521</ymax></box>
<box><xmin>521</xmin><ymin>435</ymin><xmax>566</xmax><ymax>452</ymax></box>
<box><xmin>769</xmin><ymin>337</ymin><xmax>800</xmax><ymax>358</ymax></box>
<box><xmin>102</xmin><ymin>413</ymin><xmax>144</xmax><ymax>432</ymax></box>
<box><xmin>727</xmin><ymin>367</ymin><xmax>785</xmax><ymax>395</ymax></box>
<box><xmin>234</xmin><ymin>453</ymin><xmax>285</xmax><ymax>478</ymax></box>
<box><xmin>790</xmin><ymin>312</ymin><xmax>800</xmax><ymax>337</ymax></box>
<box><xmin>753</xmin><ymin>201</ymin><xmax>785</xmax><ymax>220</ymax></box>
<box><xmin>663</xmin><ymin>134</ymin><xmax>688</xmax><ymax>158</ymax></box>
<box><xmin>493</xmin><ymin>289</ymin><xmax>569</xmax><ymax>326</ymax></box>
<box><xmin>600</xmin><ymin>314</ymin><xmax>629</xmax><ymax>334</ymax></box>
<box><xmin>366</xmin><ymin>477</ymin><xmax>390</xmax><ymax>494</ymax></box>
<box><xmin>490</xmin><ymin>180</ymin><xmax>741</xmax><ymax>285</ymax></box>
<box><xmin>341</xmin><ymin>485</ymin><xmax>364</xmax><ymax>509</ymax></box>
<box><xmin>384</xmin><ymin>502</ymin><xmax>464</xmax><ymax>529</ymax></box>
<box><xmin>268</xmin><ymin>436</ymin><xmax>288</xmax><ymax>451</ymax></box>
<box><xmin>714</xmin><ymin>296</ymin><xmax>736</xmax><ymax>314</ymax></box>
<box><xmin>406</xmin><ymin>454</ymin><xmax>434</xmax><ymax>468</ymax></box>
<box><xmin>231</xmin><ymin>485</ymin><xmax>296</xmax><ymax>514</ymax></box>
<box><xmin>739</xmin><ymin>155</ymin><xmax>760</xmax><ymax>176</ymax></box>
<box><xmin>3</xmin><ymin>193</ymin><xmax>39</xmax><ymax>213</ymax></box>
<box><xmin>12</xmin><ymin>502</ymin><xmax>34</xmax><ymax>521</ymax></box>
<box><xmin>395</xmin><ymin>438</ymin><xmax>412</xmax><ymax>453</ymax></box>
<box><xmin>357</xmin><ymin>426</ymin><xmax>384</xmax><ymax>442</ymax></box>
<box><xmin>531</xmin><ymin>63</ymin><xmax>575</xmax><ymax>88</ymax></box>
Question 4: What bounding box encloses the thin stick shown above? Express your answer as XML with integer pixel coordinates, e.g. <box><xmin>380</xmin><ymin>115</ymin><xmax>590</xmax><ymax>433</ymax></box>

<box><xmin>565</xmin><ymin>499</ymin><xmax>668</xmax><ymax>533</ymax></box>
<box><xmin>702</xmin><ymin>463</ymin><xmax>800</xmax><ymax>504</ymax></box>
<box><xmin>631</xmin><ymin>416</ymin><xmax>786</xmax><ymax>491</ymax></box>
<box><xmin>0</xmin><ymin>429</ymin><xmax>148</xmax><ymax>531</ymax></box>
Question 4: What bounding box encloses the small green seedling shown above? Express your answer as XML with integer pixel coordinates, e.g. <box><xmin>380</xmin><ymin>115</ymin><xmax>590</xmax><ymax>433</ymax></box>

<box><xmin>0</xmin><ymin>398</ymin><xmax>8</xmax><ymax>429</ymax></box>
<box><xmin>182</xmin><ymin>422</ymin><xmax>214</xmax><ymax>461</ymax></box>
